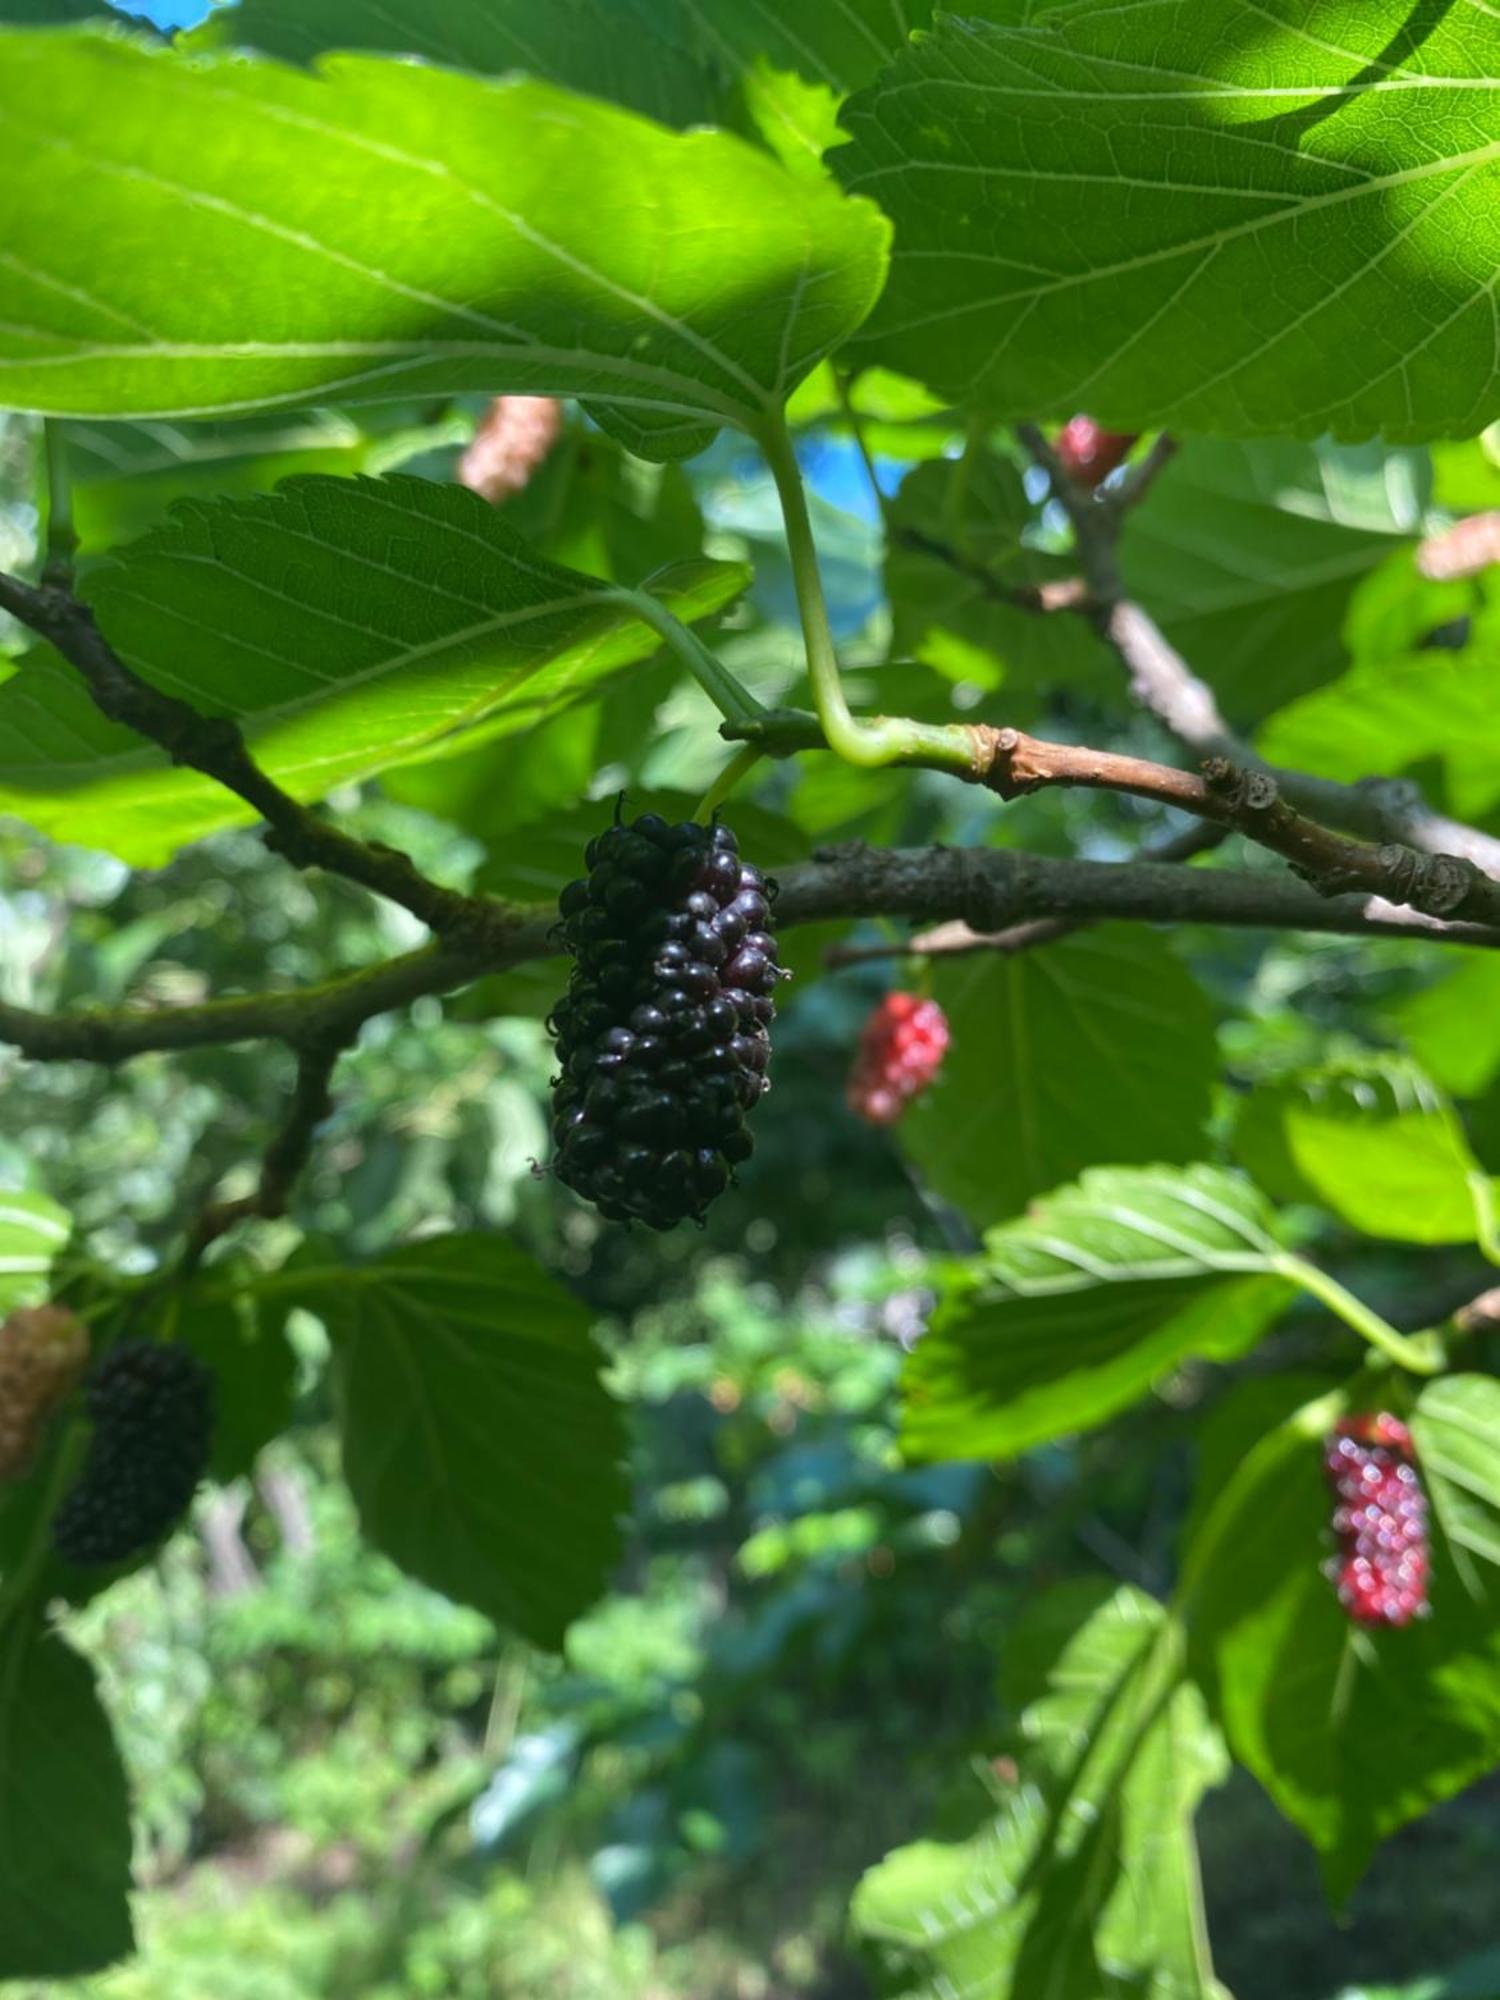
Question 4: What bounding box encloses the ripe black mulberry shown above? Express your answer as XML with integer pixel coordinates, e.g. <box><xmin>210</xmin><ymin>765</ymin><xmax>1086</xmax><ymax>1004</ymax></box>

<box><xmin>549</xmin><ymin>812</ymin><xmax>785</xmax><ymax>1228</ymax></box>
<box><xmin>52</xmin><ymin>1341</ymin><xmax>215</xmax><ymax>1567</ymax></box>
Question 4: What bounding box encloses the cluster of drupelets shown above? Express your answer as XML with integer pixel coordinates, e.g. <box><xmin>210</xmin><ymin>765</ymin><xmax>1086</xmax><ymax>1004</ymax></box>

<box><xmin>1</xmin><ymin>1303</ymin><xmax>215</xmax><ymax>1568</ymax></box>
<box><xmin>1323</xmin><ymin>1413</ymin><xmax>1430</xmax><ymax>1628</ymax></box>
<box><xmin>845</xmin><ymin>992</ymin><xmax>951</xmax><ymax>1126</ymax></box>
<box><xmin>549</xmin><ymin>813</ymin><xmax>786</xmax><ymax>1230</ymax></box>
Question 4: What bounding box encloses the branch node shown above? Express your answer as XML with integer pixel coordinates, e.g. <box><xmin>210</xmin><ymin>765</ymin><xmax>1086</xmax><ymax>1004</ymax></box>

<box><xmin>1375</xmin><ymin>845</ymin><xmax>1479</xmax><ymax>918</ymax></box>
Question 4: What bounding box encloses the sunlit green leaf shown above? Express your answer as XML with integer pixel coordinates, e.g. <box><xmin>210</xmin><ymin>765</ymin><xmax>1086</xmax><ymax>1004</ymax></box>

<box><xmin>0</xmin><ymin>1190</ymin><xmax>70</xmax><ymax>1313</ymax></box>
<box><xmin>0</xmin><ymin>475</ymin><xmax>747</xmax><ymax>864</ymax></box>
<box><xmin>903</xmin><ymin>1164</ymin><xmax>1294</xmax><ymax>1462</ymax></box>
<box><xmin>0</xmin><ymin>30</ymin><xmax>890</xmax><ymax>453</ymax></box>
<box><xmin>834</xmin><ymin>6</ymin><xmax>1500</xmax><ymax>441</ymax></box>
<box><xmin>1396</xmin><ymin>957</ymin><xmax>1500</xmax><ymax>1101</ymax></box>
<box><xmin>1232</xmin><ymin>1055</ymin><xmax>1489</xmax><ymax>1246</ymax></box>
<box><xmin>1256</xmin><ymin>647</ymin><xmax>1500</xmax><ymax>823</ymax></box>
<box><xmin>854</xmin><ymin>1583</ymin><xmax>1228</xmax><ymax>1999</ymax></box>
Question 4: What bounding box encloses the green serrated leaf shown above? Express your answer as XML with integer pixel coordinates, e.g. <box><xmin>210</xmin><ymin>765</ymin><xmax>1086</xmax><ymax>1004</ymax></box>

<box><xmin>0</xmin><ymin>475</ymin><xmax>748</xmax><ymax>864</ymax></box>
<box><xmin>0</xmin><ymin>1191</ymin><xmax>71</xmax><ymax>1313</ymax></box>
<box><xmin>1256</xmin><ymin>648</ymin><xmax>1500</xmax><ymax>823</ymax></box>
<box><xmin>1395</xmin><ymin>956</ymin><xmax>1500</xmax><ymax>1101</ymax></box>
<box><xmin>898</xmin><ymin>928</ymin><xmax>1219</xmax><ymax>1228</ymax></box>
<box><xmin>0</xmin><ymin>1612</ymin><xmax>134</xmax><ymax>1978</ymax></box>
<box><xmin>854</xmin><ymin>1583</ymin><xmax>1227</xmax><ymax>2000</ymax></box>
<box><xmin>0</xmin><ymin>32</ymin><xmax>890</xmax><ymax>453</ymax></box>
<box><xmin>1124</xmin><ymin>440</ymin><xmax>1427</xmax><ymax>723</ymax></box>
<box><xmin>296</xmin><ymin>1235</ymin><xmax>627</xmax><ymax>1650</ymax></box>
<box><xmin>187</xmin><ymin>0</ymin><xmax>729</xmax><ymax>132</ymax></box>
<box><xmin>1232</xmin><ymin>1055</ymin><xmax>1489</xmax><ymax>1246</ymax></box>
<box><xmin>834</xmin><ymin>6</ymin><xmax>1500</xmax><ymax>441</ymax></box>
<box><xmin>903</xmin><ymin>1164</ymin><xmax>1294</xmax><ymax>1462</ymax></box>
<box><xmin>1188</xmin><ymin>1374</ymin><xmax>1500</xmax><ymax>1903</ymax></box>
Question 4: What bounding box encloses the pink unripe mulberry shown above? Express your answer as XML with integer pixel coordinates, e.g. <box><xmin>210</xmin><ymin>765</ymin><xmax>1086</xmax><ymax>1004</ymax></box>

<box><xmin>846</xmin><ymin>993</ymin><xmax>950</xmax><ymax>1126</ymax></box>
<box><xmin>1322</xmin><ymin>1413</ymin><xmax>1430</xmax><ymax>1628</ymax></box>
<box><xmin>459</xmin><ymin>396</ymin><xmax>563</xmax><ymax>503</ymax></box>
<box><xmin>1055</xmin><ymin>415</ymin><xmax>1137</xmax><ymax>488</ymax></box>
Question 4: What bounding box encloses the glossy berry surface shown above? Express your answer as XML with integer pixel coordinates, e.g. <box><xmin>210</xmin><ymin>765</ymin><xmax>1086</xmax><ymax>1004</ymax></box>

<box><xmin>846</xmin><ymin>993</ymin><xmax>950</xmax><ymax>1126</ymax></box>
<box><xmin>549</xmin><ymin>813</ymin><xmax>784</xmax><ymax>1229</ymax></box>
<box><xmin>1055</xmin><ymin>415</ymin><xmax>1137</xmax><ymax>488</ymax></box>
<box><xmin>1322</xmin><ymin>1413</ymin><xmax>1429</xmax><ymax>1628</ymax></box>
<box><xmin>52</xmin><ymin>1341</ymin><xmax>215</xmax><ymax>1567</ymax></box>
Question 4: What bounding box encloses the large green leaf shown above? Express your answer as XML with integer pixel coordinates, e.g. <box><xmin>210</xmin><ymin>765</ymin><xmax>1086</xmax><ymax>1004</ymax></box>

<box><xmin>1396</xmin><ymin>957</ymin><xmax>1500</xmax><ymax>1101</ymax></box>
<box><xmin>188</xmin><ymin>0</ymin><xmax>728</xmax><ymax>131</ymax></box>
<box><xmin>681</xmin><ymin>0</ymin><xmax>932</xmax><ymax>171</ymax></box>
<box><xmin>903</xmin><ymin>1164</ymin><xmax>1295</xmax><ymax>1462</ymax></box>
<box><xmin>0</xmin><ymin>1612</ymin><xmax>134</xmax><ymax>1977</ymax></box>
<box><xmin>853</xmin><ymin>1583</ymin><xmax>1228</xmax><ymax>1999</ymax></box>
<box><xmin>63</xmin><ymin>404</ymin><xmax>468</xmax><ymax>553</ymax></box>
<box><xmin>0</xmin><ymin>475</ymin><xmax>747</xmax><ymax>864</ymax></box>
<box><xmin>1188</xmin><ymin>1374</ymin><xmax>1500</xmax><ymax>1902</ymax></box>
<box><xmin>0</xmin><ymin>1191</ymin><xmax>71</xmax><ymax>1312</ymax></box>
<box><xmin>297</xmin><ymin>1234</ymin><xmax>627</xmax><ymax>1650</ymax></box>
<box><xmin>191</xmin><ymin>0</ymin><xmax>935</xmax><ymax>168</ymax></box>
<box><xmin>1123</xmin><ymin>440</ymin><xmax>1428</xmax><ymax>723</ymax></box>
<box><xmin>1232</xmin><ymin>1055</ymin><xmax>1491</xmax><ymax>1247</ymax></box>
<box><xmin>1256</xmin><ymin>648</ymin><xmax>1500</xmax><ymax>822</ymax></box>
<box><xmin>834</xmin><ymin>6</ymin><xmax>1500</xmax><ymax>441</ymax></box>
<box><xmin>886</xmin><ymin>452</ymin><xmax>1113</xmax><ymax>712</ymax></box>
<box><xmin>0</xmin><ymin>30</ymin><xmax>890</xmax><ymax>453</ymax></box>
<box><xmin>898</xmin><ymin>927</ymin><xmax>1218</xmax><ymax>1228</ymax></box>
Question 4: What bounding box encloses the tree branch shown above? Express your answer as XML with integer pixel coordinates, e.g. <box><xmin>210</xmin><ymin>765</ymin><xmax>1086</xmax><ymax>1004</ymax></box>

<box><xmin>184</xmin><ymin>1036</ymin><xmax>350</xmax><ymax>1262</ymax></box>
<box><xmin>825</xmin><ymin>824</ymin><xmax>1223</xmax><ymax>967</ymax></box>
<box><xmin>0</xmin><ymin>569</ymin><xmax>512</xmax><ymax>939</ymax></box>
<box><xmin>5</xmin><ymin>844</ymin><xmax>1496</xmax><ymax>1072</ymax></box>
<box><xmin>726</xmin><ymin>710</ymin><xmax>1500</xmax><ymax>928</ymax></box>
<box><xmin>1013</xmin><ymin>427</ymin><xmax>1500</xmax><ymax>879</ymax></box>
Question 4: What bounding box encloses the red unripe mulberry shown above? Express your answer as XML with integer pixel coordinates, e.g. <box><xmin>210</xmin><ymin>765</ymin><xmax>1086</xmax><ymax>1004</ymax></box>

<box><xmin>1055</xmin><ymin>415</ymin><xmax>1137</xmax><ymax>488</ymax></box>
<box><xmin>1322</xmin><ymin>1413</ymin><xmax>1429</xmax><ymax>1628</ymax></box>
<box><xmin>847</xmin><ymin>993</ymin><xmax>950</xmax><ymax>1126</ymax></box>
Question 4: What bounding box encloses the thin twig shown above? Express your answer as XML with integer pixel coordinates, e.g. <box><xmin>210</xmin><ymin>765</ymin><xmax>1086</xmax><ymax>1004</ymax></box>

<box><xmin>183</xmin><ymin>1037</ymin><xmax>350</xmax><ymax>1265</ymax></box>
<box><xmin>1011</xmin><ymin>428</ymin><xmax>1500</xmax><ymax>878</ymax></box>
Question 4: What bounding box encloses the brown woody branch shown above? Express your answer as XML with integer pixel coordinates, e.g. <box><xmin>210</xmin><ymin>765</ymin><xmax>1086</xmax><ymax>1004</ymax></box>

<box><xmin>4</xmin><ymin>844</ymin><xmax>1498</xmax><ymax>1075</ymax></box>
<box><xmin>825</xmin><ymin>824</ymin><xmax>1223</xmax><ymax>967</ymax></box>
<box><xmin>183</xmin><ymin>1037</ymin><xmax>350</xmax><ymax>1261</ymax></box>
<box><xmin>0</xmin><ymin>570</ymin><xmax>514</xmax><ymax>941</ymax></box>
<box><xmin>726</xmin><ymin>710</ymin><xmax>1500</xmax><ymax>928</ymax></box>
